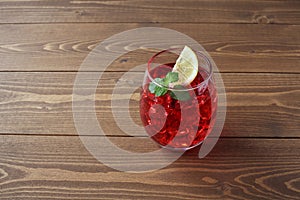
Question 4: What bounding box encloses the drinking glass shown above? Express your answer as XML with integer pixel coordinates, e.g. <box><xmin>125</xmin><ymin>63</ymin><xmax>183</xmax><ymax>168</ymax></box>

<box><xmin>139</xmin><ymin>48</ymin><xmax>217</xmax><ymax>150</ymax></box>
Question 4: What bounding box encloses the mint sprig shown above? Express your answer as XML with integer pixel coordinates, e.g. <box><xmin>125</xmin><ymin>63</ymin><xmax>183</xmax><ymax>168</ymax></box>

<box><xmin>149</xmin><ymin>72</ymin><xmax>178</xmax><ymax>97</ymax></box>
<box><xmin>148</xmin><ymin>71</ymin><xmax>191</xmax><ymax>101</ymax></box>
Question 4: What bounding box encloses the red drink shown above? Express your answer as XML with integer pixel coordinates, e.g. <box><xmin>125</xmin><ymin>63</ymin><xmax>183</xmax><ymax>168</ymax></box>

<box><xmin>140</xmin><ymin>61</ymin><xmax>217</xmax><ymax>149</ymax></box>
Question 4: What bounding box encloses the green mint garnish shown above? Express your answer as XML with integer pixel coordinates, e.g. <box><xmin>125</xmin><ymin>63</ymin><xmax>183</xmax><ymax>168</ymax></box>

<box><xmin>148</xmin><ymin>72</ymin><xmax>191</xmax><ymax>101</ymax></box>
<box><xmin>149</xmin><ymin>72</ymin><xmax>178</xmax><ymax>97</ymax></box>
<box><xmin>166</xmin><ymin>72</ymin><xmax>179</xmax><ymax>83</ymax></box>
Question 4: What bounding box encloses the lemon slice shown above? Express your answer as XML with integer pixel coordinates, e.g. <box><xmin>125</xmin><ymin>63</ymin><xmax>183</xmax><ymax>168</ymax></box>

<box><xmin>172</xmin><ymin>46</ymin><xmax>198</xmax><ymax>86</ymax></box>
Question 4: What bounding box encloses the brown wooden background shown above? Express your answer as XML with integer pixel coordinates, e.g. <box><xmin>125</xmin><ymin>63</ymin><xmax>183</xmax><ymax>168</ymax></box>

<box><xmin>0</xmin><ymin>0</ymin><xmax>299</xmax><ymax>199</ymax></box>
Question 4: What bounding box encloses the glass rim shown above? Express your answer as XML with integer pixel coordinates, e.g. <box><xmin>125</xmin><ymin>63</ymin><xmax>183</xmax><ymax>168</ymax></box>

<box><xmin>146</xmin><ymin>48</ymin><xmax>213</xmax><ymax>91</ymax></box>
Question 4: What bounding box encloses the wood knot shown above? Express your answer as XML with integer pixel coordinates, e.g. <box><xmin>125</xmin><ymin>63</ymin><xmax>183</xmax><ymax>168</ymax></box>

<box><xmin>75</xmin><ymin>10</ymin><xmax>86</xmax><ymax>16</ymax></box>
<box><xmin>120</xmin><ymin>58</ymin><xmax>128</xmax><ymax>63</ymax></box>
<box><xmin>0</xmin><ymin>168</ymin><xmax>8</xmax><ymax>180</ymax></box>
<box><xmin>221</xmin><ymin>183</ymin><xmax>232</xmax><ymax>195</ymax></box>
<box><xmin>202</xmin><ymin>176</ymin><xmax>218</xmax><ymax>184</ymax></box>
<box><xmin>254</xmin><ymin>15</ymin><xmax>274</xmax><ymax>24</ymax></box>
<box><xmin>249</xmin><ymin>49</ymin><xmax>256</xmax><ymax>54</ymax></box>
<box><xmin>37</xmin><ymin>106</ymin><xmax>52</xmax><ymax>111</ymax></box>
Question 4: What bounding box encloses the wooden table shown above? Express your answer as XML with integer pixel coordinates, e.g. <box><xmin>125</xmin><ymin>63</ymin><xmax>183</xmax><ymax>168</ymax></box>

<box><xmin>0</xmin><ymin>1</ymin><xmax>299</xmax><ymax>199</ymax></box>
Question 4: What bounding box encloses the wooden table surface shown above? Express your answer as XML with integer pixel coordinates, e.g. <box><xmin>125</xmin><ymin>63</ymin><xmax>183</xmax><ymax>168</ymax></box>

<box><xmin>0</xmin><ymin>0</ymin><xmax>299</xmax><ymax>199</ymax></box>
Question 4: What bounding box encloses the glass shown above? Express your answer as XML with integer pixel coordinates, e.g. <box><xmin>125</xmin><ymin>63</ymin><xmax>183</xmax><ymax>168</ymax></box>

<box><xmin>139</xmin><ymin>48</ymin><xmax>217</xmax><ymax>150</ymax></box>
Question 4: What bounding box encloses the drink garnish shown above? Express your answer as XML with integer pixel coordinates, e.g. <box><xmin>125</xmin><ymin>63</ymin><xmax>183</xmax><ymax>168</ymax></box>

<box><xmin>171</xmin><ymin>45</ymin><xmax>198</xmax><ymax>86</ymax></box>
<box><xmin>149</xmin><ymin>72</ymin><xmax>179</xmax><ymax>96</ymax></box>
<box><xmin>148</xmin><ymin>46</ymin><xmax>198</xmax><ymax>100</ymax></box>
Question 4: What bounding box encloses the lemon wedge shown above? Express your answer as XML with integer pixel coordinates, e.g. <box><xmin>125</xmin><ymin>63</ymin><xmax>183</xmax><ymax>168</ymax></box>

<box><xmin>172</xmin><ymin>46</ymin><xmax>198</xmax><ymax>86</ymax></box>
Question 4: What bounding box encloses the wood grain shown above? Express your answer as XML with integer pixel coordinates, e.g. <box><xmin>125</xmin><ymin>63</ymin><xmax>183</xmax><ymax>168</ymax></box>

<box><xmin>0</xmin><ymin>0</ymin><xmax>299</xmax><ymax>24</ymax></box>
<box><xmin>0</xmin><ymin>1</ymin><xmax>299</xmax><ymax>199</ymax></box>
<box><xmin>0</xmin><ymin>23</ymin><xmax>299</xmax><ymax>72</ymax></box>
<box><xmin>0</xmin><ymin>72</ymin><xmax>298</xmax><ymax>137</ymax></box>
<box><xmin>0</xmin><ymin>135</ymin><xmax>299</xmax><ymax>200</ymax></box>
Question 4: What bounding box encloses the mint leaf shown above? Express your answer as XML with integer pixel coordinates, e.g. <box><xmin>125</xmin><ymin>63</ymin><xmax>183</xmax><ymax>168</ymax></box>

<box><xmin>148</xmin><ymin>72</ymin><xmax>179</xmax><ymax>97</ymax></box>
<box><xmin>155</xmin><ymin>87</ymin><xmax>168</xmax><ymax>96</ymax></box>
<box><xmin>154</xmin><ymin>78</ymin><xmax>166</xmax><ymax>86</ymax></box>
<box><xmin>170</xmin><ymin>85</ymin><xmax>191</xmax><ymax>101</ymax></box>
<box><xmin>166</xmin><ymin>72</ymin><xmax>179</xmax><ymax>83</ymax></box>
<box><xmin>149</xmin><ymin>82</ymin><xmax>156</xmax><ymax>93</ymax></box>
<box><xmin>148</xmin><ymin>78</ymin><xmax>167</xmax><ymax>96</ymax></box>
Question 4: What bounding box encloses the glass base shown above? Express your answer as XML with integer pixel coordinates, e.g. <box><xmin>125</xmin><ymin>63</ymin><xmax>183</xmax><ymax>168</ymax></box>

<box><xmin>158</xmin><ymin>140</ymin><xmax>203</xmax><ymax>152</ymax></box>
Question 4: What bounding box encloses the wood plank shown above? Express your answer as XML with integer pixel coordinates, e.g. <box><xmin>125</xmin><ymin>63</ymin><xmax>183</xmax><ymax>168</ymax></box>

<box><xmin>0</xmin><ymin>135</ymin><xmax>299</xmax><ymax>199</ymax></box>
<box><xmin>0</xmin><ymin>0</ymin><xmax>299</xmax><ymax>24</ymax></box>
<box><xmin>0</xmin><ymin>23</ymin><xmax>299</xmax><ymax>72</ymax></box>
<box><xmin>0</xmin><ymin>72</ymin><xmax>299</xmax><ymax>137</ymax></box>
